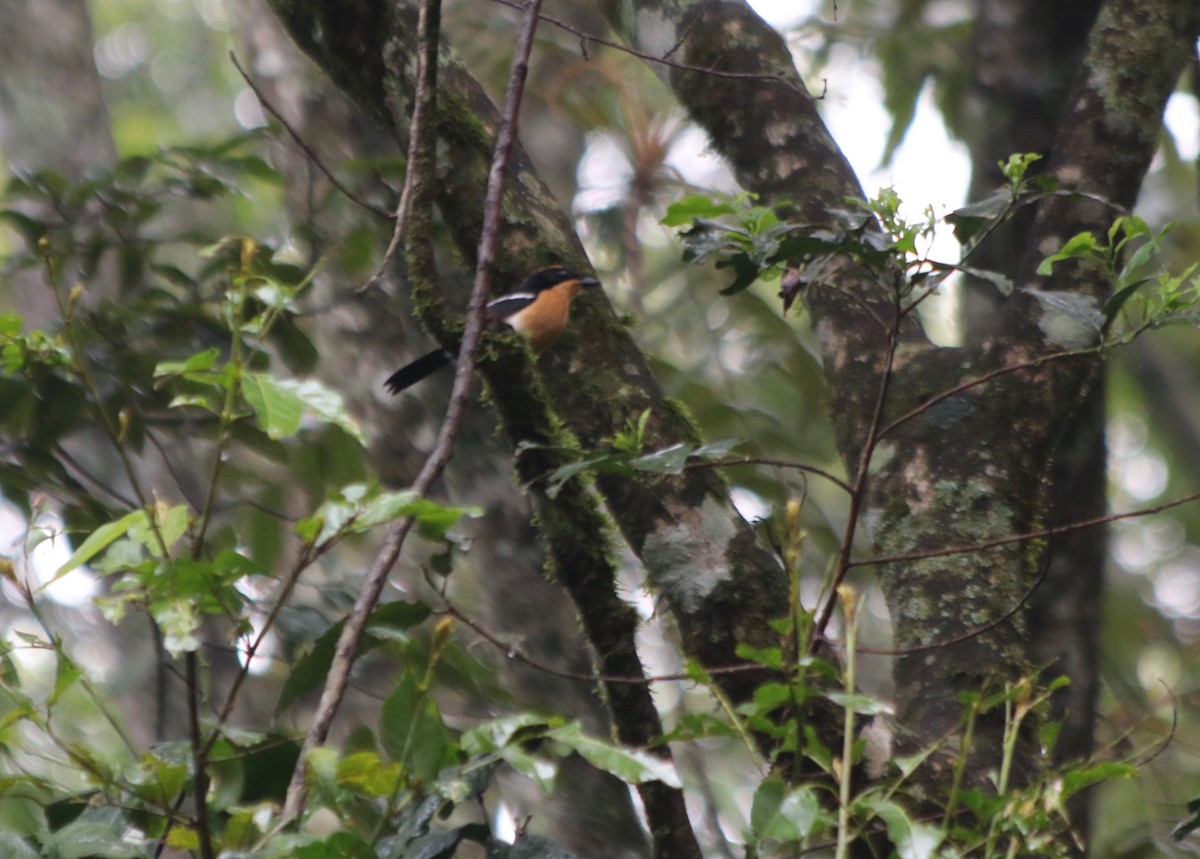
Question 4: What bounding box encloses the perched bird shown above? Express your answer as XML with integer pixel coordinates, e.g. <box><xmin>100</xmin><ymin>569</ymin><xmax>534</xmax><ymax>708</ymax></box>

<box><xmin>385</xmin><ymin>266</ymin><xmax>601</xmax><ymax>394</ymax></box>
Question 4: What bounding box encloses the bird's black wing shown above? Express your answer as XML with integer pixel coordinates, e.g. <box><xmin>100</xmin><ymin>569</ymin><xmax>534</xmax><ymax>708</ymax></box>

<box><xmin>486</xmin><ymin>292</ymin><xmax>537</xmax><ymax>325</ymax></box>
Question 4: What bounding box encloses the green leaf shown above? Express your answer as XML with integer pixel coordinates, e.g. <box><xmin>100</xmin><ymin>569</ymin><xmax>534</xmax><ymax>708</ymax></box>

<box><xmin>274</xmin><ymin>377</ymin><xmax>365</xmax><ymax>443</ymax></box>
<box><xmin>631</xmin><ymin>443</ymin><xmax>693</xmax><ymax>474</ymax></box>
<box><xmin>276</xmin><ymin>602</ymin><xmax>431</xmax><ymax>713</ymax></box>
<box><xmin>0</xmin><ymin>833</ymin><xmax>39</xmax><ymax>859</ymax></box>
<box><xmin>337</xmin><ymin>751</ymin><xmax>402</xmax><ymax>797</ymax></box>
<box><xmin>749</xmin><ymin>774</ymin><xmax>785</xmax><ymax>838</ymax></box>
<box><xmin>545</xmin><ymin>721</ymin><xmax>680</xmax><ymax>787</ymax></box>
<box><xmin>129</xmin><ymin>504</ymin><xmax>190</xmax><ymax>557</ymax></box>
<box><xmin>746</xmin><ymin>682</ymin><xmax>792</xmax><ymax>714</ymax></box>
<box><xmin>154</xmin><ymin>348</ymin><xmax>220</xmax><ymax>379</ymax></box>
<box><xmin>735</xmin><ymin>642</ymin><xmax>783</xmax><ymax>670</ymax></box>
<box><xmin>462</xmin><ymin>714</ymin><xmax>554</xmax><ymax>755</ymax></box>
<box><xmin>1101</xmin><ymin>277</ymin><xmax>1153</xmax><ymax>328</ymax></box>
<box><xmin>0</xmin><ymin>313</ymin><xmax>24</xmax><ymax>337</ymax></box>
<box><xmin>404</xmin><ymin>496</ymin><xmax>480</xmax><ymax>542</ymax></box>
<box><xmin>53</xmin><ymin>511</ymin><xmax>143</xmax><ymax>579</ymax></box>
<box><xmin>749</xmin><ymin>779</ymin><xmax>827</xmax><ymax>843</ymax></box>
<box><xmin>125</xmin><ymin>751</ymin><xmax>189</xmax><ymax>803</ymax></box>
<box><xmin>1036</xmin><ymin>231</ymin><xmax>1099</xmax><ymax>276</ymax></box>
<box><xmin>657</xmin><ymin>713</ymin><xmax>737</xmax><ymax>743</ymax></box>
<box><xmin>379</xmin><ymin>670</ymin><xmax>449</xmax><ymax>779</ymax></box>
<box><xmin>304</xmin><ymin>485</ymin><xmax>478</xmax><ymax>545</ymax></box>
<box><xmin>999</xmin><ymin>152</ymin><xmax>1042</xmax><ymax>184</ymax></box>
<box><xmin>859</xmin><ymin>797</ymin><xmax>943</xmax><ymax>859</ymax></box>
<box><xmin>950</xmin><ymin>190</ymin><xmax>1015</xmax><ymax>236</ymax></box>
<box><xmin>544</xmin><ymin>453</ymin><xmax>629</xmax><ymax>498</ymax></box>
<box><xmin>301</xmin><ymin>831</ymin><xmax>376</xmax><ymax>859</ymax></box>
<box><xmin>956</xmin><ymin>265</ymin><xmax>1013</xmax><ymax>296</ymax></box>
<box><xmin>825</xmin><ymin>691</ymin><xmax>888</xmax><ymax>716</ymax></box>
<box><xmin>242</xmin><ymin>373</ymin><xmax>303</xmax><ymax>439</ymax></box>
<box><xmin>1061</xmin><ymin>761</ymin><xmax>1134</xmax><ymax>799</ymax></box>
<box><xmin>50</xmin><ymin>653</ymin><xmax>82</xmax><ymax>704</ymax></box>
<box><xmin>660</xmin><ymin>195</ymin><xmax>737</xmax><ymax>227</ymax></box>
<box><xmin>48</xmin><ymin>809</ymin><xmax>142</xmax><ymax>859</ymax></box>
<box><xmin>692</xmin><ymin>438</ymin><xmax>741</xmax><ymax>459</ymax></box>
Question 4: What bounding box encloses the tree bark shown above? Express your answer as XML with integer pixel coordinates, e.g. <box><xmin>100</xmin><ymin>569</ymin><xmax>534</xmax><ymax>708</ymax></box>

<box><xmin>956</xmin><ymin>0</ymin><xmax>1108</xmax><ymax>805</ymax></box>
<box><xmin>600</xmin><ymin>0</ymin><xmax>1200</xmax><ymax>796</ymax></box>
<box><xmin>263</xmin><ymin>0</ymin><xmax>788</xmax><ymax>708</ymax></box>
<box><xmin>237</xmin><ymin>6</ymin><xmax>654</xmax><ymax>854</ymax></box>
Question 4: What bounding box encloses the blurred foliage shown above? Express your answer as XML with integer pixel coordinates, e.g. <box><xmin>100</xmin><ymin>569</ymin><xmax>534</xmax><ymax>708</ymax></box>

<box><xmin>0</xmin><ymin>0</ymin><xmax>1198</xmax><ymax>856</ymax></box>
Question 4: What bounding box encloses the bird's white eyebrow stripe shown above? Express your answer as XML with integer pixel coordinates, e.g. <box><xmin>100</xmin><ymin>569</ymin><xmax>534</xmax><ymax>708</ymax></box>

<box><xmin>488</xmin><ymin>292</ymin><xmax>536</xmax><ymax>305</ymax></box>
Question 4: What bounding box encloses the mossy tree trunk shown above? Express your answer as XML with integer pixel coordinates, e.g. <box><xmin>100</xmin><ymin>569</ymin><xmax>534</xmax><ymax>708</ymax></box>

<box><xmin>599</xmin><ymin>0</ymin><xmax>1198</xmax><ymax>796</ymax></box>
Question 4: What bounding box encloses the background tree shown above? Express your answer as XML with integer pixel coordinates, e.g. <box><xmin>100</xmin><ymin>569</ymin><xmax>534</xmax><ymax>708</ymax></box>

<box><xmin>1</xmin><ymin>1</ymin><xmax>1200</xmax><ymax>858</ymax></box>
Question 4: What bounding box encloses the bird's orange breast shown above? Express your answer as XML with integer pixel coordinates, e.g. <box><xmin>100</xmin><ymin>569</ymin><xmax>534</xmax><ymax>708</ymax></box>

<box><xmin>507</xmin><ymin>281</ymin><xmax>583</xmax><ymax>352</ymax></box>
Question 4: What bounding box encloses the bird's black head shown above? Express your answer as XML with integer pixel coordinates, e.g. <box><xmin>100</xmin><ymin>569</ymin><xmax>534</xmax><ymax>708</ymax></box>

<box><xmin>521</xmin><ymin>266</ymin><xmax>601</xmax><ymax>293</ymax></box>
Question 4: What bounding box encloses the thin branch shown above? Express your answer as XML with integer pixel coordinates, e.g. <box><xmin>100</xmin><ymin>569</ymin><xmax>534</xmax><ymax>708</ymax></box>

<box><xmin>687</xmin><ymin>455</ymin><xmax>851</xmax><ymax>494</ymax></box>
<box><xmin>849</xmin><ymin>489</ymin><xmax>1200</xmax><ymax>569</ymax></box>
<box><xmin>201</xmin><ymin>546</ymin><xmax>313</xmax><ymax>759</ymax></box>
<box><xmin>875</xmin><ymin>345</ymin><xmax>1103</xmax><ymax>441</ymax></box>
<box><xmin>185</xmin><ymin>655</ymin><xmax>215</xmax><ymax>859</ymax></box>
<box><xmin>358</xmin><ymin>170</ymin><xmax>414</xmax><ymax>293</ymax></box>
<box><xmin>51</xmin><ymin>443</ymin><xmax>137</xmax><ymax>508</ymax></box>
<box><xmin>282</xmin><ymin>0</ymin><xmax>546</xmax><ymax>821</ymax></box>
<box><xmin>436</xmin><ymin>587</ymin><xmax>760</xmax><ymax>685</ymax></box>
<box><xmin>828</xmin><ymin>557</ymin><xmax>1051</xmax><ymax>657</ymax></box>
<box><xmin>488</xmin><ymin>0</ymin><xmax>806</xmax><ymax>90</ymax></box>
<box><xmin>662</xmin><ymin>0</ymin><xmax>712</xmax><ymax>60</ymax></box>
<box><xmin>281</xmin><ymin>0</ymin><xmax>444</xmax><ymax>820</ymax></box>
<box><xmin>808</xmin><ymin>295</ymin><xmax>903</xmax><ymax>653</ymax></box>
<box><xmin>229</xmin><ymin>52</ymin><xmax>395</xmax><ymax>220</ymax></box>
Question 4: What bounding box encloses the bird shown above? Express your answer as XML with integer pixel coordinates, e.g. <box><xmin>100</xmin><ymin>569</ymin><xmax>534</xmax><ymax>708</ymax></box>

<box><xmin>385</xmin><ymin>266</ymin><xmax>601</xmax><ymax>394</ymax></box>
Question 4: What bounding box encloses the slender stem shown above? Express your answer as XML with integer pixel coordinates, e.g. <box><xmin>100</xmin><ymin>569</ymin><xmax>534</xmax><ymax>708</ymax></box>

<box><xmin>942</xmin><ymin>704</ymin><xmax>977</xmax><ymax>830</ymax></box>
<box><xmin>281</xmin><ymin>0</ymin><xmax>547</xmax><ymax>820</ymax></box>
<box><xmin>849</xmin><ymin>489</ymin><xmax>1200</xmax><ymax>569</ymax></box>
<box><xmin>202</xmin><ymin>544</ymin><xmax>313</xmax><ymax>759</ymax></box>
<box><xmin>808</xmin><ymin>297</ymin><xmax>903</xmax><ymax>653</ymax></box>
<box><xmin>40</xmin><ymin>241</ymin><xmax>169</xmax><ymax>559</ymax></box>
<box><xmin>191</xmin><ymin>270</ymin><xmax>247</xmax><ymax>556</ymax></box>
<box><xmin>186</xmin><ymin>653</ymin><xmax>216</xmax><ymax>859</ymax></box>
<box><xmin>833</xmin><ymin>592</ymin><xmax>858</xmax><ymax>859</ymax></box>
<box><xmin>689</xmin><ymin>456</ymin><xmax>851</xmax><ymax>493</ymax></box>
<box><xmin>230</xmin><ymin>52</ymin><xmax>394</xmax><ymax>219</ymax></box>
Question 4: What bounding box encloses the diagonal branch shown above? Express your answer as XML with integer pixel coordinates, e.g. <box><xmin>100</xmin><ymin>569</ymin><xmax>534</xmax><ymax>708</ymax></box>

<box><xmin>282</xmin><ymin>0</ymin><xmax>447</xmax><ymax>820</ymax></box>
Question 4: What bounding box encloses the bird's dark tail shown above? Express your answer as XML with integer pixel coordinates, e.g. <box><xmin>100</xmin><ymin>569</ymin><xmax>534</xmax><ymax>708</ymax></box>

<box><xmin>384</xmin><ymin>350</ymin><xmax>452</xmax><ymax>394</ymax></box>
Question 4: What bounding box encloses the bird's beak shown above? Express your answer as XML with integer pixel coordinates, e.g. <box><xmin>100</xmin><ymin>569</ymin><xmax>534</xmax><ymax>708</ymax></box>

<box><xmin>579</xmin><ymin>276</ymin><xmax>601</xmax><ymax>288</ymax></box>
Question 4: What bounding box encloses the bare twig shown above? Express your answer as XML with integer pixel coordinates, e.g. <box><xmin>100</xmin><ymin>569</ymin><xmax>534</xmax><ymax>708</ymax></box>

<box><xmin>687</xmin><ymin>455</ymin><xmax>851</xmax><ymax>493</ymax></box>
<box><xmin>358</xmin><ymin>39</ymin><xmax>444</xmax><ymax>295</ymax></box>
<box><xmin>281</xmin><ymin>0</ymin><xmax>546</xmax><ymax>821</ymax></box>
<box><xmin>202</xmin><ymin>546</ymin><xmax>313</xmax><ymax>759</ymax></box>
<box><xmin>185</xmin><ymin>655</ymin><xmax>215</xmax><ymax>859</ymax></box>
<box><xmin>229</xmin><ymin>52</ymin><xmax>394</xmax><ymax>219</ymax></box>
<box><xmin>662</xmin><ymin>0</ymin><xmax>712</xmax><ymax>60</ymax></box>
<box><xmin>1130</xmin><ymin>681</ymin><xmax>1177</xmax><ymax>767</ymax></box>
<box><xmin>875</xmin><ymin>345</ymin><xmax>1103</xmax><ymax>441</ymax></box>
<box><xmin>435</xmin><ymin>585</ymin><xmax>760</xmax><ymax>685</ymax></box>
<box><xmin>829</xmin><ymin>557</ymin><xmax>1051</xmax><ymax>656</ymax></box>
<box><xmin>489</xmin><ymin>0</ymin><xmax>805</xmax><ymax>91</ymax></box>
<box><xmin>359</xmin><ymin>171</ymin><xmax>415</xmax><ymax>293</ymax></box>
<box><xmin>808</xmin><ymin>295</ymin><xmax>903</xmax><ymax>653</ymax></box>
<box><xmin>848</xmin><ymin>489</ymin><xmax>1200</xmax><ymax>569</ymax></box>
